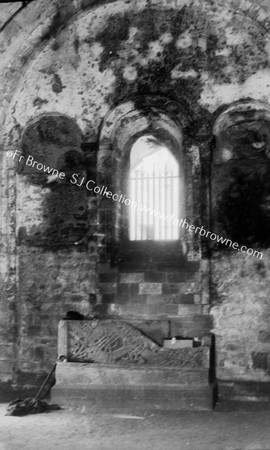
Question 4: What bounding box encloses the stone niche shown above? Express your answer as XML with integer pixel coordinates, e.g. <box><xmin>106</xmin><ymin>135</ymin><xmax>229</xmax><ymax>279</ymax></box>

<box><xmin>212</xmin><ymin>100</ymin><xmax>270</xmax><ymax>249</ymax></box>
<box><xmin>94</xmin><ymin>100</ymin><xmax>211</xmax><ymax>327</ymax></box>
<box><xmin>211</xmin><ymin>100</ymin><xmax>270</xmax><ymax>401</ymax></box>
<box><xmin>14</xmin><ymin>114</ymin><xmax>98</xmax><ymax>377</ymax></box>
<box><xmin>18</xmin><ymin>114</ymin><xmax>88</xmax><ymax>248</ymax></box>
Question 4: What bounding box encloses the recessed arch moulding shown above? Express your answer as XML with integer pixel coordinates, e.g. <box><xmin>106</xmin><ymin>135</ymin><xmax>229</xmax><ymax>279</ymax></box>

<box><xmin>213</xmin><ymin>100</ymin><xmax>270</xmax><ymax>163</ymax></box>
<box><xmin>15</xmin><ymin>113</ymin><xmax>87</xmax><ymax>248</ymax></box>
<box><xmin>98</xmin><ymin>99</ymin><xmax>203</xmax><ymax>263</ymax></box>
<box><xmin>212</xmin><ymin>99</ymin><xmax>270</xmax><ymax>247</ymax></box>
<box><xmin>1</xmin><ymin>0</ymin><xmax>270</xmax><ymax>392</ymax></box>
<box><xmin>211</xmin><ymin>99</ymin><xmax>270</xmax><ymax>386</ymax></box>
<box><xmin>0</xmin><ymin>112</ymin><xmax>99</xmax><ymax>381</ymax></box>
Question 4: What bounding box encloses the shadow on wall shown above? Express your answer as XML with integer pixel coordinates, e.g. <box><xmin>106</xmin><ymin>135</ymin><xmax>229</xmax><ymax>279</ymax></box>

<box><xmin>212</xmin><ymin>103</ymin><xmax>270</xmax><ymax>250</ymax></box>
<box><xmin>218</xmin><ymin>172</ymin><xmax>270</xmax><ymax>248</ymax></box>
<box><xmin>17</xmin><ymin>115</ymin><xmax>97</xmax><ymax>250</ymax></box>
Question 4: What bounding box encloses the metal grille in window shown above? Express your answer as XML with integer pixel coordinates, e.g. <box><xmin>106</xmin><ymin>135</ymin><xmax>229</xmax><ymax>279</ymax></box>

<box><xmin>128</xmin><ymin>138</ymin><xmax>180</xmax><ymax>241</ymax></box>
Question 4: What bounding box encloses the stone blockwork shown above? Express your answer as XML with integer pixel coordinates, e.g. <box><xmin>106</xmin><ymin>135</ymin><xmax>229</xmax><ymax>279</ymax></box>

<box><xmin>0</xmin><ymin>0</ymin><xmax>270</xmax><ymax>401</ymax></box>
<box><xmin>17</xmin><ymin>250</ymin><xmax>96</xmax><ymax>373</ymax></box>
<box><xmin>211</xmin><ymin>103</ymin><xmax>270</xmax><ymax>397</ymax></box>
<box><xmin>97</xmin><ymin>261</ymin><xmax>205</xmax><ymax>322</ymax></box>
<box><xmin>211</xmin><ymin>251</ymin><xmax>270</xmax><ymax>384</ymax></box>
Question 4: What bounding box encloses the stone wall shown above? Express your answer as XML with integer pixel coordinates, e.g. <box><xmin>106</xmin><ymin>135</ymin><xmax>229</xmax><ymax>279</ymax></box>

<box><xmin>0</xmin><ymin>0</ymin><xmax>270</xmax><ymax>398</ymax></box>
<box><xmin>211</xmin><ymin>103</ymin><xmax>270</xmax><ymax>399</ymax></box>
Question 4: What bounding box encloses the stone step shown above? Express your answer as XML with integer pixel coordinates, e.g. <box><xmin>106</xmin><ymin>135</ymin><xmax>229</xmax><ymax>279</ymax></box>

<box><xmin>114</xmin><ymin>286</ymin><xmax>198</xmax><ymax>303</ymax></box>
<box><xmin>117</xmin><ymin>260</ymin><xmax>199</xmax><ymax>273</ymax></box>
<box><xmin>51</xmin><ymin>363</ymin><xmax>215</xmax><ymax>411</ymax></box>
<box><xmin>51</xmin><ymin>385</ymin><xmax>215</xmax><ymax>411</ymax></box>
<box><xmin>118</xmin><ymin>272</ymin><xmax>190</xmax><ymax>283</ymax></box>
<box><xmin>54</xmin><ymin>362</ymin><xmax>210</xmax><ymax>387</ymax></box>
<box><xmin>107</xmin><ymin>303</ymin><xmax>204</xmax><ymax>318</ymax></box>
<box><xmin>97</xmin><ymin>265</ymin><xmax>198</xmax><ymax>283</ymax></box>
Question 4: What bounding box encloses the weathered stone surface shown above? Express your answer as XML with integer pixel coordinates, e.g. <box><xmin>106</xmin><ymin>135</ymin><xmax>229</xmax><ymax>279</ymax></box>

<box><xmin>120</xmin><ymin>273</ymin><xmax>144</xmax><ymax>283</ymax></box>
<box><xmin>0</xmin><ymin>0</ymin><xmax>270</xmax><ymax>401</ymax></box>
<box><xmin>218</xmin><ymin>379</ymin><xmax>270</xmax><ymax>402</ymax></box>
<box><xmin>211</xmin><ymin>249</ymin><xmax>270</xmax><ymax>383</ymax></box>
<box><xmin>170</xmin><ymin>316</ymin><xmax>213</xmax><ymax>338</ymax></box>
<box><xmin>63</xmin><ymin>319</ymin><xmax>209</xmax><ymax>368</ymax></box>
<box><xmin>252</xmin><ymin>352</ymin><xmax>269</xmax><ymax>371</ymax></box>
<box><xmin>125</xmin><ymin>319</ymin><xmax>170</xmax><ymax>345</ymax></box>
<box><xmin>51</xmin><ymin>361</ymin><xmax>214</xmax><ymax>410</ymax></box>
<box><xmin>51</xmin><ymin>384</ymin><xmax>214</xmax><ymax>411</ymax></box>
<box><xmin>139</xmin><ymin>283</ymin><xmax>162</xmax><ymax>295</ymax></box>
<box><xmin>178</xmin><ymin>305</ymin><xmax>203</xmax><ymax>316</ymax></box>
<box><xmin>258</xmin><ymin>330</ymin><xmax>270</xmax><ymax>343</ymax></box>
<box><xmin>55</xmin><ymin>362</ymin><xmax>209</xmax><ymax>386</ymax></box>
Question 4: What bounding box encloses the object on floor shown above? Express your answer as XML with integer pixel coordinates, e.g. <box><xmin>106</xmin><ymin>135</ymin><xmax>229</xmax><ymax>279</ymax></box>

<box><xmin>6</xmin><ymin>361</ymin><xmax>61</xmax><ymax>416</ymax></box>
<box><xmin>5</xmin><ymin>398</ymin><xmax>61</xmax><ymax>416</ymax></box>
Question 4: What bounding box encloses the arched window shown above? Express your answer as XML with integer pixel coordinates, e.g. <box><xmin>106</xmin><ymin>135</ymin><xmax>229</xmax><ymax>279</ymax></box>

<box><xmin>129</xmin><ymin>135</ymin><xmax>180</xmax><ymax>241</ymax></box>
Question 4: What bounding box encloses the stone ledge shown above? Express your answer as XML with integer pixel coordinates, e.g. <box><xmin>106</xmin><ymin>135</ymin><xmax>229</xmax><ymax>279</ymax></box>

<box><xmin>51</xmin><ymin>385</ymin><xmax>215</xmax><ymax>411</ymax></box>
<box><xmin>51</xmin><ymin>362</ymin><xmax>215</xmax><ymax>411</ymax></box>
<box><xmin>54</xmin><ymin>362</ymin><xmax>210</xmax><ymax>386</ymax></box>
<box><xmin>218</xmin><ymin>379</ymin><xmax>270</xmax><ymax>402</ymax></box>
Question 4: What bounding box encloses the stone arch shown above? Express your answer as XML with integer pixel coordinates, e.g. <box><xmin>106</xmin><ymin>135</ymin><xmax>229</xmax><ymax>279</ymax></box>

<box><xmin>19</xmin><ymin>113</ymin><xmax>83</xmax><ymax>177</ymax></box>
<box><xmin>212</xmin><ymin>99</ymin><xmax>270</xmax><ymax>248</ymax></box>
<box><xmin>17</xmin><ymin>113</ymin><xmax>88</xmax><ymax>248</ymax></box>
<box><xmin>1</xmin><ymin>0</ymin><xmax>269</xmax><ymax>378</ymax></box>
<box><xmin>97</xmin><ymin>99</ymin><xmax>199</xmax><ymax>263</ymax></box>
<box><xmin>213</xmin><ymin>99</ymin><xmax>270</xmax><ymax>138</ymax></box>
<box><xmin>1</xmin><ymin>0</ymin><xmax>270</xmax><ymax>145</ymax></box>
<box><xmin>99</xmin><ymin>99</ymin><xmax>184</xmax><ymax>176</ymax></box>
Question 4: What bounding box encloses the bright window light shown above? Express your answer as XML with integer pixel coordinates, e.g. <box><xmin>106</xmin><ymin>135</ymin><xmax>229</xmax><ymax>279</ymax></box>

<box><xmin>129</xmin><ymin>135</ymin><xmax>180</xmax><ymax>240</ymax></box>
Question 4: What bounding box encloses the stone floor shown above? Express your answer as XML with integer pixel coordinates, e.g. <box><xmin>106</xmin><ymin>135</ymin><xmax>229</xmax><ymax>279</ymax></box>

<box><xmin>1</xmin><ymin>401</ymin><xmax>270</xmax><ymax>450</ymax></box>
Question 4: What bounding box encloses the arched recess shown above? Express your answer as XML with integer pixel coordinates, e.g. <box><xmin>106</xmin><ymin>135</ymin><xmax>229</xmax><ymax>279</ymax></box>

<box><xmin>98</xmin><ymin>99</ymin><xmax>195</xmax><ymax>266</ymax></box>
<box><xmin>212</xmin><ymin>100</ymin><xmax>270</xmax><ymax>249</ymax></box>
<box><xmin>17</xmin><ymin>113</ymin><xmax>87</xmax><ymax>248</ymax></box>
